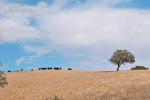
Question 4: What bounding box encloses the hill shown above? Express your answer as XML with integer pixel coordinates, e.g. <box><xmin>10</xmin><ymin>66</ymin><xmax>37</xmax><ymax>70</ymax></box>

<box><xmin>0</xmin><ymin>70</ymin><xmax>150</xmax><ymax>100</ymax></box>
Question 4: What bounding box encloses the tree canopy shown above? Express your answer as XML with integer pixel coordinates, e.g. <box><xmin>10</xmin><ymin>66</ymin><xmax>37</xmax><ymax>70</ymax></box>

<box><xmin>109</xmin><ymin>50</ymin><xmax>135</xmax><ymax>71</ymax></box>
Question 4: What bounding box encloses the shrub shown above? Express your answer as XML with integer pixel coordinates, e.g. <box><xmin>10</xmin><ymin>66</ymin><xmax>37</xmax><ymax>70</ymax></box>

<box><xmin>0</xmin><ymin>63</ymin><xmax>8</xmax><ymax>87</ymax></box>
<box><xmin>48</xmin><ymin>67</ymin><xmax>53</xmax><ymax>70</ymax></box>
<box><xmin>7</xmin><ymin>70</ymin><xmax>11</xmax><ymax>73</ymax></box>
<box><xmin>46</xmin><ymin>96</ymin><xmax>62</xmax><ymax>100</ymax></box>
<box><xmin>68</xmin><ymin>68</ymin><xmax>72</xmax><ymax>70</ymax></box>
<box><xmin>52</xmin><ymin>96</ymin><xmax>61</xmax><ymax>100</ymax></box>
<box><xmin>0</xmin><ymin>71</ymin><xmax>8</xmax><ymax>87</ymax></box>
<box><xmin>131</xmin><ymin>66</ymin><xmax>149</xmax><ymax>70</ymax></box>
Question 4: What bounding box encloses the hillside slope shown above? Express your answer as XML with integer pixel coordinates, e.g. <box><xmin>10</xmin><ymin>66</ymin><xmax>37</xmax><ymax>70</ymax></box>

<box><xmin>0</xmin><ymin>70</ymin><xmax>150</xmax><ymax>100</ymax></box>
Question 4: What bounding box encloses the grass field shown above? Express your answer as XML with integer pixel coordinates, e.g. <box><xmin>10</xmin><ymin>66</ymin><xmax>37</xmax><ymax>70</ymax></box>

<box><xmin>0</xmin><ymin>70</ymin><xmax>150</xmax><ymax>100</ymax></box>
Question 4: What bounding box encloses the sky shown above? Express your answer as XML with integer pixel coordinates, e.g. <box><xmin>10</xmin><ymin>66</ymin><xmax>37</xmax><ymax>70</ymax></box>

<box><xmin>0</xmin><ymin>0</ymin><xmax>150</xmax><ymax>71</ymax></box>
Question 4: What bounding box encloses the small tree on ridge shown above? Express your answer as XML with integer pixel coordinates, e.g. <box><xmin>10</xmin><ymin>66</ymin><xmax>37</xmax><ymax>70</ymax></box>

<box><xmin>109</xmin><ymin>50</ymin><xmax>135</xmax><ymax>71</ymax></box>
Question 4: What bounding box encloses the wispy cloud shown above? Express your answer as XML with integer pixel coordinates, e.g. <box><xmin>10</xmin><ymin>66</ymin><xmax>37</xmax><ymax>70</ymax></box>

<box><xmin>16</xmin><ymin>56</ymin><xmax>26</xmax><ymax>66</ymax></box>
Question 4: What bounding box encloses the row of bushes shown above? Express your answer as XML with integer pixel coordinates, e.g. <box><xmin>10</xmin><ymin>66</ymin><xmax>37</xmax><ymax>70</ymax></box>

<box><xmin>7</xmin><ymin>69</ymin><xmax>24</xmax><ymax>73</ymax></box>
<box><xmin>38</xmin><ymin>67</ymin><xmax>72</xmax><ymax>70</ymax></box>
<box><xmin>7</xmin><ymin>67</ymin><xmax>72</xmax><ymax>73</ymax></box>
<box><xmin>38</xmin><ymin>67</ymin><xmax>62</xmax><ymax>70</ymax></box>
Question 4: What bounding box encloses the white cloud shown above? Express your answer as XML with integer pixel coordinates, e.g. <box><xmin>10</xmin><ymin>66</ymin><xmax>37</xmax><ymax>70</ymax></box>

<box><xmin>22</xmin><ymin>44</ymin><xmax>49</xmax><ymax>56</ymax></box>
<box><xmin>16</xmin><ymin>56</ymin><xmax>26</xmax><ymax>66</ymax></box>
<box><xmin>36</xmin><ymin>7</ymin><xmax>150</xmax><ymax>49</ymax></box>
<box><xmin>16</xmin><ymin>55</ymin><xmax>39</xmax><ymax>66</ymax></box>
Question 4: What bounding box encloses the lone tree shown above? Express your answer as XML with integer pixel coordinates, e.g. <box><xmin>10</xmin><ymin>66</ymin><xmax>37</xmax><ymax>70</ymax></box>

<box><xmin>109</xmin><ymin>50</ymin><xmax>135</xmax><ymax>71</ymax></box>
<box><xmin>0</xmin><ymin>63</ymin><xmax>8</xmax><ymax>87</ymax></box>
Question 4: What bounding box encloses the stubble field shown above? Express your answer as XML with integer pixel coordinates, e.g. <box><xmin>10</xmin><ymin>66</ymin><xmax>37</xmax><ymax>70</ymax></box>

<box><xmin>0</xmin><ymin>70</ymin><xmax>150</xmax><ymax>100</ymax></box>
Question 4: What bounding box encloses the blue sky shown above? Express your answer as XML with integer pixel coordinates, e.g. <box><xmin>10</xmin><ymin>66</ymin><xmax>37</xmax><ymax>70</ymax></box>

<box><xmin>5</xmin><ymin>0</ymin><xmax>150</xmax><ymax>8</ymax></box>
<box><xmin>0</xmin><ymin>0</ymin><xmax>150</xmax><ymax>71</ymax></box>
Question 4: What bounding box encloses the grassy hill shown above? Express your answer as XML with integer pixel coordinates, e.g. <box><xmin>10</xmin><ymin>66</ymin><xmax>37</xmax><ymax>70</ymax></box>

<box><xmin>0</xmin><ymin>70</ymin><xmax>150</xmax><ymax>100</ymax></box>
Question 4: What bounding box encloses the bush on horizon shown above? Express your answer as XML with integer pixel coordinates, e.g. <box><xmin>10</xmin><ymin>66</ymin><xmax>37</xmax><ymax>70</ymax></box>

<box><xmin>131</xmin><ymin>66</ymin><xmax>149</xmax><ymax>70</ymax></box>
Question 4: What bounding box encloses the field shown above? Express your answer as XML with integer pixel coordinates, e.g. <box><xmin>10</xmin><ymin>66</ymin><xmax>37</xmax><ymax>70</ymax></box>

<box><xmin>0</xmin><ymin>70</ymin><xmax>150</xmax><ymax>100</ymax></box>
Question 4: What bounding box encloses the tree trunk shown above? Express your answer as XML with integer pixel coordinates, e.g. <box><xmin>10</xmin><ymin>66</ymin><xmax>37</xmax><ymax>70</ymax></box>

<box><xmin>117</xmin><ymin>64</ymin><xmax>120</xmax><ymax>71</ymax></box>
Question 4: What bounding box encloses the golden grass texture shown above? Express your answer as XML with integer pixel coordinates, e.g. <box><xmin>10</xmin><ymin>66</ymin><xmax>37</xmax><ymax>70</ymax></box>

<box><xmin>0</xmin><ymin>70</ymin><xmax>150</xmax><ymax>100</ymax></box>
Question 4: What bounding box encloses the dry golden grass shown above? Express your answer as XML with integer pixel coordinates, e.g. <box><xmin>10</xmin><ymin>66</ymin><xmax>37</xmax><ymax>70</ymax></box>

<box><xmin>0</xmin><ymin>70</ymin><xmax>150</xmax><ymax>100</ymax></box>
